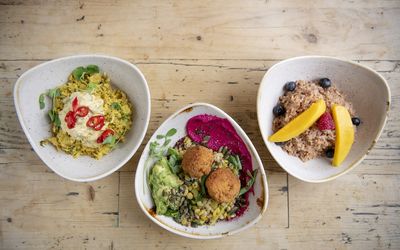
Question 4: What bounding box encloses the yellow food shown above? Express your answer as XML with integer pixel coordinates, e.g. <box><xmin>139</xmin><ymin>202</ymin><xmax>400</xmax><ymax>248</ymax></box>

<box><xmin>43</xmin><ymin>72</ymin><xmax>133</xmax><ymax>159</ymax></box>
<box><xmin>268</xmin><ymin>99</ymin><xmax>326</xmax><ymax>142</ymax></box>
<box><xmin>331</xmin><ymin>104</ymin><xmax>354</xmax><ymax>166</ymax></box>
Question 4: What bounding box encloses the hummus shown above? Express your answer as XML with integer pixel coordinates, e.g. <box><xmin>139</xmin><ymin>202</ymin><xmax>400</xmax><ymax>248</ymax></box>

<box><xmin>59</xmin><ymin>92</ymin><xmax>106</xmax><ymax>148</ymax></box>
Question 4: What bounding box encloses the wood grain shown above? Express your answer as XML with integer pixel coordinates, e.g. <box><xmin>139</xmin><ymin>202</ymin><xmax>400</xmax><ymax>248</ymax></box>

<box><xmin>0</xmin><ymin>1</ymin><xmax>399</xmax><ymax>60</ymax></box>
<box><xmin>0</xmin><ymin>0</ymin><xmax>399</xmax><ymax>249</ymax></box>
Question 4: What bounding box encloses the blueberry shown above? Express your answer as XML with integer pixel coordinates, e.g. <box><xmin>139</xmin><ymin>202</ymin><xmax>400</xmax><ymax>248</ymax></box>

<box><xmin>273</xmin><ymin>104</ymin><xmax>286</xmax><ymax>116</ymax></box>
<box><xmin>352</xmin><ymin>117</ymin><xmax>361</xmax><ymax>126</ymax></box>
<box><xmin>284</xmin><ymin>81</ymin><xmax>296</xmax><ymax>92</ymax></box>
<box><xmin>325</xmin><ymin>148</ymin><xmax>334</xmax><ymax>158</ymax></box>
<box><xmin>319</xmin><ymin>78</ymin><xmax>332</xmax><ymax>88</ymax></box>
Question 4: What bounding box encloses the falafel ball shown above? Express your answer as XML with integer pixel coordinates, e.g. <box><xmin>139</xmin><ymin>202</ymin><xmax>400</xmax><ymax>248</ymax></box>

<box><xmin>181</xmin><ymin>145</ymin><xmax>214</xmax><ymax>178</ymax></box>
<box><xmin>206</xmin><ymin>168</ymin><xmax>240</xmax><ymax>203</ymax></box>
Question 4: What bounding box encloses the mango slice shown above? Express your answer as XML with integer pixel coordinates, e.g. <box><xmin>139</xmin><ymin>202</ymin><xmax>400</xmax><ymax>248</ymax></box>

<box><xmin>269</xmin><ymin>99</ymin><xmax>326</xmax><ymax>142</ymax></box>
<box><xmin>331</xmin><ymin>104</ymin><xmax>354</xmax><ymax>166</ymax></box>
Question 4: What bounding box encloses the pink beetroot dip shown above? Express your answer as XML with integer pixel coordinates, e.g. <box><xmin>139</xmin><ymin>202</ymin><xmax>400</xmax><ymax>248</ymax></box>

<box><xmin>186</xmin><ymin>114</ymin><xmax>254</xmax><ymax>217</ymax></box>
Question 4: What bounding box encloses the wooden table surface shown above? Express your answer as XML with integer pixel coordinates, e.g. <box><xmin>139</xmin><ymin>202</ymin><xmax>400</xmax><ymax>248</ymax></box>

<box><xmin>1</xmin><ymin>1</ymin><xmax>399</xmax><ymax>249</ymax></box>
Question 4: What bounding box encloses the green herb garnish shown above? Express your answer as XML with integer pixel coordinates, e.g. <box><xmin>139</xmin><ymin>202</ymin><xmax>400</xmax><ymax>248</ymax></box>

<box><xmin>111</xmin><ymin>102</ymin><xmax>121</xmax><ymax>110</ymax></box>
<box><xmin>42</xmin><ymin>88</ymin><xmax>60</xmax><ymax>128</ymax></box>
<box><xmin>86</xmin><ymin>64</ymin><xmax>99</xmax><ymax>74</ymax></box>
<box><xmin>86</xmin><ymin>82</ymin><xmax>97</xmax><ymax>93</ymax></box>
<box><xmin>227</xmin><ymin>154</ymin><xmax>242</xmax><ymax>173</ymax></box>
<box><xmin>39</xmin><ymin>93</ymin><xmax>45</xmax><ymax>109</ymax></box>
<box><xmin>103</xmin><ymin>135</ymin><xmax>117</xmax><ymax>145</ymax></box>
<box><xmin>72</xmin><ymin>65</ymin><xmax>100</xmax><ymax>80</ymax></box>
<box><xmin>238</xmin><ymin>169</ymin><xmax>258</xmax><ymax>196</ymax></box>
<box><xmin>166</xmin><ymin>128</ymin><xmax>177</xmax><ymax>137</ymax></box>
<box><xmin>72</xmin><ymin>66</ymin><xmax>86</xmax><ymax>80</ymax></box>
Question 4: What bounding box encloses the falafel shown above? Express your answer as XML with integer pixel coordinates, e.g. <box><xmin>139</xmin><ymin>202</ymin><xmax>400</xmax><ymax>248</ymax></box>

<box><xmin>181</xmin><ymin>145</ymin><xmax>213</xmax><ymax>178</ymax></box>
<box><xmin>206</xmin><ymin>167</ymin><xmax>240</xmax><ymax>203</ymax></box>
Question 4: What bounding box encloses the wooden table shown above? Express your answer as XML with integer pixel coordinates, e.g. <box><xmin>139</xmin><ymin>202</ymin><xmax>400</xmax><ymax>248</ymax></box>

<box><xmin>1</xmin><ymin>1</ymin><xmax>399</xmax><ymax>249</ymax></box>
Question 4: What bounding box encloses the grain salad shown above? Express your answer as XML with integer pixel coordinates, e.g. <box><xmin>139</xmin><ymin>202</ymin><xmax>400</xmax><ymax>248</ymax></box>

<box><xmin>39</xmin><ymin>65</ymin><xmax>133</xmax><ymax>159</ymax></box>
<box><xmin>147</xmin><ymin>114</ymin><xmax>258</xmax><ymax>227</ymax></box>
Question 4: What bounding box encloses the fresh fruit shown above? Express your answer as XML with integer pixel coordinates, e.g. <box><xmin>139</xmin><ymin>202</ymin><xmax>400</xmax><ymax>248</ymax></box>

<box><xmin>331</xmin><ymin>104</ymin><xmax>354</xmax><ymax>166</ymax></box>
<box><xmin>352</xmin><ymin>117</ymin><xmax>361</xmax><ymax>126</ymax></box>
<box><xmin>325</xmin><ymin>148</ymin><xmax>334</xmax><ymax>158</ymax></box>
<box><xmin>268</xmin><ymin>99</ymin><xmax>326</xmax><ymax>142</ymax></box>
<box><xmin>284</xmin><ymin>81</ymin><xmax>296</xmax><ymax>91</ymax></box>
<box><xmin>319</xmin><ymin>78</ymin><xmax>332</xmax><ymax>88</ymax></box>
<box><xmin>317</xmin><ymin>112</ymin><xmax>335</xmax><ymax>130</ymax></box>
<box><xmin>273</xmin><ymin>104</ymin><xmax>286</xmax><ymax>116</ymax></box>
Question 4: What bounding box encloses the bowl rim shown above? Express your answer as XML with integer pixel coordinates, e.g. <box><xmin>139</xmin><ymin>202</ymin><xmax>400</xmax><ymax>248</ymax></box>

<box><xmin>257</xmin><ymin>55</ymin><xmax>391</xmax><ymax>183</ymax></box>
<box><xmin>13</xmin><ymin>54</ymin><xmax>151</xmax><ymax>182</ymax></box>
<box><xmin>134</xmin><ymin>102</ymin><xmax>269</xmax><ymax>239</ymax></box>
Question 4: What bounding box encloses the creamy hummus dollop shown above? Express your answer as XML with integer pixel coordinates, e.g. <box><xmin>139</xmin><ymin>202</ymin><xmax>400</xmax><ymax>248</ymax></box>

<box><xmin>59</xmin><ymin>92</ymin><xmax>105</xmax><ymax>148</ymax></box>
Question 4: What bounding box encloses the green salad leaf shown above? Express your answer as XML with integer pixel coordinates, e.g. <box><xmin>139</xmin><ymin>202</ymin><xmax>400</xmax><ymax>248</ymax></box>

<box><xmin>72</xmin><ymin>66</ymin><xmax>86</xmax><ymax>80</ymax></box>
<box><xmin>72</xmin><ymin>65</ymin><xmax>100</xmax><ymax>80</ymax></box>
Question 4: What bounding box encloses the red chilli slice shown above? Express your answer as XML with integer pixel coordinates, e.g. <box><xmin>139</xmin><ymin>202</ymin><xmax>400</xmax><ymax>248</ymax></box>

<box><xmin>97</xmin><ymin>129</ymin><xmax>115</xmax><ymax>143</ymax></box>
<box><xmin>72</xmin><ymin>97</ymin><xmax>79</xmax><ymax>112</ymax></box>
<box><xmin>86</xmin><ymin>115</ymin><xmax>105</xmax><ymax>131</ymax></box>
<box><xmin>65</xmin><ymin>111</ymin><xmax>77</xmax><ymax>129</ymax></box>
<box><xmin>75</xmin><ymin>106</ymin><xmax>89</xmax><ymax>117</ymax></box>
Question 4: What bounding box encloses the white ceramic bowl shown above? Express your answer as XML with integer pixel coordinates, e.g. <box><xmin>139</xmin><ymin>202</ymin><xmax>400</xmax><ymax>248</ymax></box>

<box><xmin>135</xmin><ymin>103</ymin><xmax>268</xmax><ymax>239</ymax></box>
<box><xmin>257</xmin><ymin>56</ymin><xmax>390</xmax><ymax>183</ymax></box>
<box><xmin>14</xmin><ymin>55</ymin><xmax>151</xmax><ymax>182</ymax></box>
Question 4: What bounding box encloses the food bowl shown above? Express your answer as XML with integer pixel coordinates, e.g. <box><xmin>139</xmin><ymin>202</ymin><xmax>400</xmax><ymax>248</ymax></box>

<box><xmin>135</xmin><ymin>103</ymin><xmax>268</xmax><ymax>239</ymax></box>
<box><xmin>257</xmin><ymin>56</ymin><xmax>390</xmax><ymax>182</ymax></box>
<box><xmin>14</xmin><ymin>55</ymin><xmax>151</xmax><ymax>182</ymax></box>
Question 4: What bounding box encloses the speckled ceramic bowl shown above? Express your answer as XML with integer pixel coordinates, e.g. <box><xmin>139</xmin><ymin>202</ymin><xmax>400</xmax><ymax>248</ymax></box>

<box><xmin>14</xmin><ymin>55</ymin><xmax>151</xmax><ymax>182</ymax></box>
<box><xmin>135</xmin><ymin>103</ymin><xmax>268</xmax><ymax>239</ymax></box>
<box><xmin>257</xmin><ymin>56</ymin><xmax>390</xmax><ymax>182</ymax></box>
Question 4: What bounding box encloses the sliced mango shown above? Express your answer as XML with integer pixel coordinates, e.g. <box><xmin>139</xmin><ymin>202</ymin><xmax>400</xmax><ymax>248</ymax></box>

<box><xmin>331</xmin><ymin>104</ymin><xmax>354</xmax><ymax>166</ymax></box>
<box><xmin>268</xmin><ymin>99</ymin><xmax>326</xmax><ymax>142</ymax></box>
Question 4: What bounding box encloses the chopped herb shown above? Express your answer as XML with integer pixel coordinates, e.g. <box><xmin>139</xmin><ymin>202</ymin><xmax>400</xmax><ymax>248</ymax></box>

<box><xmin>156</xmin><ymin>134</ymin><xmax>164</xmax><ymax>139</ymax></box>
<box><xmin>39</xmin><ymin>94</ymin><xmax>45</xmax><ymax>109</ymax></box>
<box><xmin>86</xmin><ymin>82</ymin><xmax>97</xmax><ymax>92</ymax></box>
<box><xmin>111</xmin><ymin>102</ymin><xmax>121</xmax><ymax>110</ymax></box>
<box><xmin>103</xmin><ymin>135</ymin><xmax>117</xmax><ymax>145</ymax></box>
<box><xmin>238</xmin><ymin>169</ymin><xmax>258</xmax><ymax>196</ymax></box>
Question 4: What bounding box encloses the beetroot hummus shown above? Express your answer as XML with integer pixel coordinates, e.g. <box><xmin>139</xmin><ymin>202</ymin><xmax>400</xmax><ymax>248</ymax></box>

<box><xmin>186</xmin><ymin>114</ymin><xmax>254</xmax><ymax>216</ymax></box>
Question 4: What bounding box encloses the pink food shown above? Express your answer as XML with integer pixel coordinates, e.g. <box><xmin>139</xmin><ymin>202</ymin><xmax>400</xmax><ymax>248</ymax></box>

<box><xmin>186</xmin><ymin>114</ymin><xmax>253</xmax><ymax>217</ymax></box>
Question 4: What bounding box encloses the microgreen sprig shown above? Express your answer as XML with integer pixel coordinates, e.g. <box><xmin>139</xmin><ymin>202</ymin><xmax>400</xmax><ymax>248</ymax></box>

<box><xmin>143</xmin><ymin>128</ymin><xmax>177</xmax><ymax>194</ymax></box>
<box><xmin>39</xmin><ymin>87</ymin><xmax>61</xmax><ymax>128</ymax></box>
